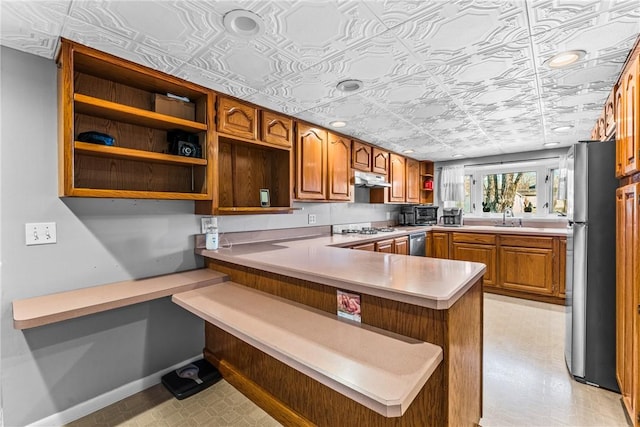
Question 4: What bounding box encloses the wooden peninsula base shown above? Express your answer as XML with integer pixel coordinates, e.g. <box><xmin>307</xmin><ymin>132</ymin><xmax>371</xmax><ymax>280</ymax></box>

<box><xmin>200</xmin><ymin>259</ymin><xmax>483</xmax><ymax>427</ymax></box>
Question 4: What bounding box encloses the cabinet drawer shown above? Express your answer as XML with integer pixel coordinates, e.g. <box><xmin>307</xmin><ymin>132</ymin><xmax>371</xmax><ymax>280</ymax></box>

<box><xmin>500</xmin><ymin>235</ymin><xmax>553</xmax><ymax>249</ymax></box>
<box><xmin>452</xmin><ymin>232</ymin><xmax>496</xmax><ymax>245</ymax></box>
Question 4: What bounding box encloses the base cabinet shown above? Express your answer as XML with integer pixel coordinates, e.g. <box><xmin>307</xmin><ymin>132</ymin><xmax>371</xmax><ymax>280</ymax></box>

<box><xmin>349</xmin><ymin>235</ymin><xmax>410</xmax><ymax>255</ymax></box>
<box><xmin>499</xmin><ymin>245</ymin><xmax>554</xmax><ymax>296</ymax></box>
<box><xmin>432</xmin><ymin>230</ymin><xmax>565</xmax><ymax>304</ymax></box>
<box><xmin>451</xmin><ymin>233</ymin><xmax>497</xmax><ymax>287</ymax></box>
<box><xmin>430</xmin><ymin>232</ymin><xmax>450</xmax><ymax>259</ymax></box>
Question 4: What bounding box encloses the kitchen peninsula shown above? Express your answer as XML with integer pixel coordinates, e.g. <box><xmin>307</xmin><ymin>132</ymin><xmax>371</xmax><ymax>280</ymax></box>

<box><xmin>173</xmin><ymin>231</ymin><xmax>486</xmax><ymax>426</ymax></box>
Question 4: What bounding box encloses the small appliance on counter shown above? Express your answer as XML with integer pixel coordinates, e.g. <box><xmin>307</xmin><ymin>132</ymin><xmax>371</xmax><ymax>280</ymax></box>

<box><xmin>414</xmin><ymin>205</ymin><xmax>438</xmax><ymax>225</ymax></box>
<box><xmin>442</xmin><ymin>207</ymin><xmax>463</xmax><ymax>227</ymax></box>
<box><xmin>398</xmin><ymin>205</ymin><xmax>416</xmax><ymax>226</ymax></box>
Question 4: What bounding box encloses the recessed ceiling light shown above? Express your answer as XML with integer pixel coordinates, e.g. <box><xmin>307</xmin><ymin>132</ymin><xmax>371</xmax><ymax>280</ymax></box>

<box><xmin>330</xmin><ymin>121</ymin><xmax>347</xmax><ymax>128</ymax></box>
<box><xmin>544</xmin><ymin>142</ymin><xmax>560</xmax><ymax>147</ymax></box>
<box><xmin>452</xmin><ymin>154</ymin><xmax>464</xmax><ymax>158</ymax></box>
<box><xmin>544</xmin><ymin>50</ymin><xmax>586</xmax><ymax>69</ymax></box>
<box><xmin>336</xmin><ymin>79</ymin><xmax>363</xmax><ymax>92</ymax></box>
<box><xmin>552</xmin><ymin>125</ymin><xmax>574</xmax><ymax>133</ymax></box>
<box><xmin>223</xmin><ymin>10</ymin><xmax>265</xmax><ymax>38</ymax></box>
<box><xmin>403</xmin><ymin>149</ymin><xmax>415</xmax><ymax>154</ymax></box>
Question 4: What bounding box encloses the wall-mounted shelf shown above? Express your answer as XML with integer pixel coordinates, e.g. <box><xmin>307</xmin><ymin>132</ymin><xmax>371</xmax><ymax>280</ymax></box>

<box><xmin>12</xmin><ymin>269</ymin><xmax>229</xmax><ymax>329</ymax></box>
<box><xmin>420</xmin><ymin>161</ymin><xmax>435</xmax><ymax>204</ymax></box>
<box><xmin>74</xmin><ymin>94</ymin><xmax>208</xmax><ymax>133</ymax></box>
<box><xmin>74</xmin><ymin>141</ymin><xmax>208</xmax><ymax>166</ymax></box>
<box><xmin>58</xmin><ymin>38</ymin><xmax>214</xmax><ymax>200</ymax></box>
<box><xmin>216</xmin><ymin>207</ymin><xmax>298</xmax><ymax>215</ymax></box>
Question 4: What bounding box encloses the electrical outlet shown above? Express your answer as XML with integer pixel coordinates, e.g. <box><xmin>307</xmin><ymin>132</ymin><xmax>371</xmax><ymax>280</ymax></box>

<box><xmin>308</xmin><ymin>214</ymin><xmax>317</xmax><ymax>225</ymax></box>
<box><xmin>201</xmin><ymin>217</ymin><xmax>214</xmax><ymax>234</ymax></box>
<box><xmin>386</xmin><ymin>212</ymin><xmax>391</xmax><ymax>220</ymax></box>
<box><xmin>25</xmin><ymin>222</ymin><xmax>57</xmax><ymax>245</ymax></box>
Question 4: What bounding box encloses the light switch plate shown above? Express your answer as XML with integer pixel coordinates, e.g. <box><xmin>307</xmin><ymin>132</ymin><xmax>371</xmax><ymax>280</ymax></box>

<box><xmin>25</xmin><ymin>222</ymin><xmax>57</xmax><ymax>245</ymax></box>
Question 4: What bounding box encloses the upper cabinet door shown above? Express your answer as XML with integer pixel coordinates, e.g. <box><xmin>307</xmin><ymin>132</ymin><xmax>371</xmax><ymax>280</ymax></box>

<box><xmin>352</xmin><ymin>140</ymin><xmax>372</xmax><ymax>172</ymax></box>
<box><xmin>616</xmin><ymin>83</ymin><xmax>625</xmax><ymax>178</ymax></box>
<box><xmin>389</xmin><ymin>153</ymin><xmax>406</xmax><ymax>203</ymax></box>
<box><xmin>296</xmin><ymin>124</ymin><xmax>327</xmax><ymax>200</ymax></box>
<box><xmin>260</xmin><ymin>111</ymin><xmax>293</xmax><ymax>148</ymax></box>
<box><xmin>623</xmin><ymin>56</ymin><xmax>638</xmax><ymax>176</ymax></box>
<box><xmin>217</xmin><ymin>96</ymin><xmax>257</xmax><ymax>140</ymax></box>
<box><xmin>372</xmin><ymin>148</ymin><xmax>389</xmax><ymax>175</ymax></box>
<box><xmin>406</xmin><ymin>158</ymin><xmax>420</xmax><ymax>203</ymax></box>
<box><xmin>327</xmin><ymin>133</ymin><xmax>351</xmax><ymax>201</ymax></box>
<box><xmin>605</xmin><ymin>89</ymin><xmax>616</xmax><ymax>139</ymax></box>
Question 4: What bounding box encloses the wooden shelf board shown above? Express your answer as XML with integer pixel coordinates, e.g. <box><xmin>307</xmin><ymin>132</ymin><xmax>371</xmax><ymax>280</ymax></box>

<box><xmin>421</xmin><ymin>174</ymin><xmax>434</xmax><ymax>178</ymax></box>
<box><xmin>74</xmin><ymin>141</ymin><xmax>207</xmax><ymax>166</ymax></box>
<box><xmin>74</xmin><ymin>93</ymin><xmax>207</xmax><ymax>133</ymax></box>
<box><xmin>66</xmin><ymin>187</ymin><xmax>212</xmax><ymax>200</ymax></box>
<box><xmin>13</xmin><ymin>269</ymin><xmax>229</xmax><ymax>329</ymax></box>
<box><xmin>216</xmin><ymin>206</ymin><xmax>298</xmax><ymax>215</ymax></box>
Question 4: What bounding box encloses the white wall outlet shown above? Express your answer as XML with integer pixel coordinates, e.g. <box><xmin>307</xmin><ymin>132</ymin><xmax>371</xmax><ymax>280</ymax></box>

<box><xmin>25</xmin><ymin>222</ymin><xmax>57</xmax><ymax>245</ymax></box>
<box><xmin>308</xmin><ymin>214</ymin><xmax>317</xmax><ymax>225</ymax></box>
<box><xmin>201</xmin><ymin>217</ymin><xmax>214</xmax><ymax>234</ymax></box>
<box><xmin>386</xmin><ymin>212</ymin><xmax>391</xmax><ymax>220</ymax></box>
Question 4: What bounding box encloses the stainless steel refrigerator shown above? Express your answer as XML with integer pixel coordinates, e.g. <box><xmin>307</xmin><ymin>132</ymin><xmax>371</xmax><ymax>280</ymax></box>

<box><xmin>565</xmin><ymin>139</ymin><xmax>619</xmax><ymax>392</ymax></box>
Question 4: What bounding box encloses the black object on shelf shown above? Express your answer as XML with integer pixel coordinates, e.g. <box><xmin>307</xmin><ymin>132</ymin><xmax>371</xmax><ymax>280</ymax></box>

<box><xmin>77</xmin><ymin>131</ymin><xmax>115</xmax><ymax>146</ymax></box>
<box><xmin>161</xmin><ymin>358</ymin><xmax>221</xmax><ymax>400</ymax></box>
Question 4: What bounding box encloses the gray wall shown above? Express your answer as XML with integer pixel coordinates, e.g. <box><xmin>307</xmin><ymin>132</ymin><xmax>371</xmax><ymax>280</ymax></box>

<box><xmin>0</xmin><ymin>46</ymin><xmax>400</xmax><ymax>426</ymax></box>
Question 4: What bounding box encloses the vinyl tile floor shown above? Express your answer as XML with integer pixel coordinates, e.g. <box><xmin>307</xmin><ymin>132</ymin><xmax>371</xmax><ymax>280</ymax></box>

<box><xmin>66</xmin><ymin>293</ymin><xmax>630</xmax><ymax>427</ymax></box>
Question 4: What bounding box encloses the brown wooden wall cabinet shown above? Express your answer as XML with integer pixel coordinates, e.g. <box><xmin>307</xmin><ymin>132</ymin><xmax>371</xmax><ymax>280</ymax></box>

<box><xmin>351</xmin><ymin>141</ymin><xmax>389</xmax><ymax>177</ymax></box>
<box><xmin>351</xmin><ymin>140</ymin><xmax>372</xmax><ymax>171</ymax></box>
<box><xmin>260</xmin><ymin>110</ymin><xmax>293</xmax><ymax>149</ymax></box>
<box><xmin>372</xmin><ymin>147</ymin><xmax>390</xmax><ymax>175</ymax></box>
<box><xmin>327</xmin><ymin>133</ymin><xmax>351</xmax><ymax>201</ymax></box>
<box><xmin>295</xmin><ymin>124</ymin><xmax>327</xmax><ymax>200</ymax></box>
<box><xmin>406</xmin><ymin>158</ymin><xmax>420</xmax><ymax>203</ymax></box>
<box><xmin>618</xmin><ymin>55</ymin><xmax>639</xmax><ymax>177</ymax></box>
<box><xmin>389</xmin><ymin>153</ymin><xmax>406</xmax><ymax>203</ymax></box>
<box><xmin>57</xmin><ymin>38</ymin><xmax>214</xmax><ymax>199</ymax></box>
<box><xmin>294</xmin><ymin>125</ymin><xmax>352</xmax><ymax>202</ymax></box>
<box><xmin>217</xmin><ymin>96</ymin><xmax>257</xmax><ymax>140</ymax></box>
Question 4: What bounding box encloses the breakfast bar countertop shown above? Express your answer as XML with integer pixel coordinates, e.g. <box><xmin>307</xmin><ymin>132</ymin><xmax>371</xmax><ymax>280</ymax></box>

<box><xmin>196</xmin><ymin>228</ymin><xmax>486</xmax><ymax>310</ymax></box>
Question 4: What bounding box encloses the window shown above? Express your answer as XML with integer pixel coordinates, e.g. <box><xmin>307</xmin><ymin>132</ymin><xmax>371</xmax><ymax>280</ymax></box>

<box><xmin>460</xmin><ymin>157</ymin><xmax>562</xmax><ymax>216</ymax></box>
<box><xmin>481</xmin><ymin>171</ymin><xmax>536</xmax><ymax>213</ymax></box>
<box><xmin>550</xmin><ymin>168</ymin><xmax>567</xmax><ymax>215</ymax></box>
<box><xmin>463</xmin><ymin>175</ymin><xmax>472</xmax><ymax>213</ymax></box>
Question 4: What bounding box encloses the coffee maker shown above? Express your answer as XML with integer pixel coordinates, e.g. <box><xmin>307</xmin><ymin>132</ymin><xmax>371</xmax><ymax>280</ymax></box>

<box><xmin>442</xmin><ymin>207</ymin><xmax>463</xmax><ymax>227</ymax></box>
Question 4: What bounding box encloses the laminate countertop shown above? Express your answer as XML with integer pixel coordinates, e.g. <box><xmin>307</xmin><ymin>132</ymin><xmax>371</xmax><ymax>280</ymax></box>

<box><xmin>197</xmin><ymin>226</ymin><xmax>477</xmax><ymax>309</ymax></box>
<box><xmin>196</xmin><ymin>224</ymin><xmax>567</xmax><ymax>309</ymax></box>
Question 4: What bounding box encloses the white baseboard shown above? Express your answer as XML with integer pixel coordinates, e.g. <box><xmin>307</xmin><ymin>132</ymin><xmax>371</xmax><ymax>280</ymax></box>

<box><xmin>27</xmin><ymin>355</ymin><xmax>203</xmax><ymax>427</ymax></box>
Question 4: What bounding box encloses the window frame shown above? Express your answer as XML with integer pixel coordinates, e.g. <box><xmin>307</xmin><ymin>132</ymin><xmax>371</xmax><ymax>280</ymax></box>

<box><xmin>463</xmin><ymin>158</ymin><xmax>560</xmax><ymax>217</ymax></box>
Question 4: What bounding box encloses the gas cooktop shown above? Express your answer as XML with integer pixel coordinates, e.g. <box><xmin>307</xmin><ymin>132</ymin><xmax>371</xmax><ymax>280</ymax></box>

<box><xmin>332</xmin><ymin>223</ymin><xmax>396</xmax><ymax>236</ymax></box>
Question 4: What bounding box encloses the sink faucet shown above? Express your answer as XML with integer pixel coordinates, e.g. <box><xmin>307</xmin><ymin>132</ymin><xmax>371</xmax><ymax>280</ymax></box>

<box><xmin>503</xmin><ymin>207</ymin><xmax>513</xmax><ymax>225</ymax></box>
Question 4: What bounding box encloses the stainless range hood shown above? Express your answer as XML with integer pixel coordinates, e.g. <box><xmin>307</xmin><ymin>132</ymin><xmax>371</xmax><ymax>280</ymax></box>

<box><xmin>353</xmin><ymin>170</ymin><xmax>392</xmax><ymax>188</ymax></box>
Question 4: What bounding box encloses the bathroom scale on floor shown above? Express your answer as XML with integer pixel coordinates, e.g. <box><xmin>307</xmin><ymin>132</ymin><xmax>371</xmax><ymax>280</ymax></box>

<box><xmin>161</xmin><ymin>358</ymin><xmax>222</xmax><ymax>400</ymax></box>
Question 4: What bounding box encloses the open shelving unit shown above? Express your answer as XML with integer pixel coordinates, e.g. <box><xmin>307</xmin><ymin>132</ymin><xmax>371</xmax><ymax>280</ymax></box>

<box><xmin>420</xmin><ymin>161</ymin><xmax>435</xmax><ymax>204</ymax></box>
<box><xmin>58</xmin><ymin>38</ymin><xmax>214</xmax><ymax>200</ymax></box>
